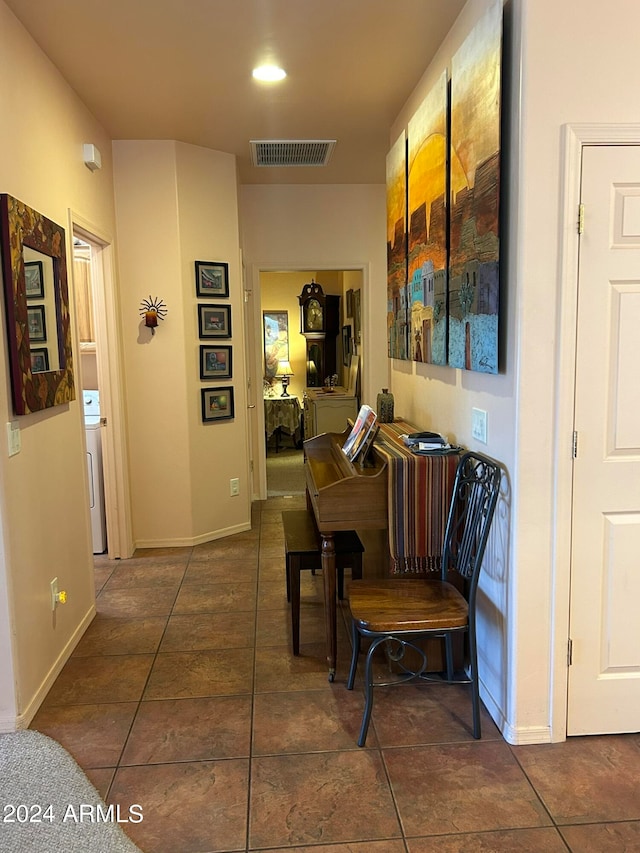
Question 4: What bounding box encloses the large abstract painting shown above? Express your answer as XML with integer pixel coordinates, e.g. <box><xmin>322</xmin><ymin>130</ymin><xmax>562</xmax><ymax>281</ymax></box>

<box><xmin>448</xmin><ymin>0</ymin><xmax>502</xmax><ymax>372</ymax></box>
<box><xmin>386</xmin><ymin>131</ymin><xmax>409</xmax><ymax>360</ymax></box>
<box><xmin>407</xmin><ymin>72</ymin><xmax>448</xmax><ymax>365</ymax></box>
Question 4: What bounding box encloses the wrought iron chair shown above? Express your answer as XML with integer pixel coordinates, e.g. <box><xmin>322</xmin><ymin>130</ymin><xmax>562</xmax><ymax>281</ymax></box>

<box><xmin>346</xmin><ymin>450</ymin><xmax>502</xmax><ymax>747</ymax></box>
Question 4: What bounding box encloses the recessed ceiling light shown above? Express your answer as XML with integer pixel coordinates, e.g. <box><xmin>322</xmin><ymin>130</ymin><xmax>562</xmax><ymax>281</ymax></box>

<box><xmin>252</xmin><ymin>65</ymin><xmax>286</xmax><ymax>82</ymax></box>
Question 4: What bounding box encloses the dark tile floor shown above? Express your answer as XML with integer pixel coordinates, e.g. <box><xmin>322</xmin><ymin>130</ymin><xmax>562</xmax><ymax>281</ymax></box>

<box><xmin>31</xmin><ymin>495</ymin><xmax>640</xmax><ymax>852</ymax></box>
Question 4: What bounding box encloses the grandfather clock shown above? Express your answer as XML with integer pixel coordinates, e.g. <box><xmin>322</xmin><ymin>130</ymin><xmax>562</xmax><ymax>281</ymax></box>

<box><xmin>298</xmin><ymin>280</ymin><xmax>339</xmax><ymax>387</ymax></box>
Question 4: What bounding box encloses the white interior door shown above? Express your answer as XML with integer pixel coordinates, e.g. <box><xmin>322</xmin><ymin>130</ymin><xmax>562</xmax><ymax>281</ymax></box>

<box><xmin>568</xmin><ymin>144</ymin><xmax>640</xmax><ymax>733</ymax></box>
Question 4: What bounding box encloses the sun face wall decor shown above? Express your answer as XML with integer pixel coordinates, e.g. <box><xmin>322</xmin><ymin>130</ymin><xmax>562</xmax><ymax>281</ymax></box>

<box><xmin>139</xmin><ymin>295</ymin><xmax>168</xmax><ymax>334</ymax></box>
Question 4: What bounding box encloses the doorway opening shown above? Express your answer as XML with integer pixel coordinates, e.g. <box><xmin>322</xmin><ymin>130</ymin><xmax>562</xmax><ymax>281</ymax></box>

<box><xmin>258</xmin><ymin>268</ymin><xmax>364</xmax><ymax>499</ymax></box>
<box><xmin>73</xmin><ymin>236</ymin><xmax>107</xmax><ymax>554</ymax></box>
<box><xmin>70</xmin><ymin>216</ymin><xmax>133</xmax><ymax>560</ymax></box>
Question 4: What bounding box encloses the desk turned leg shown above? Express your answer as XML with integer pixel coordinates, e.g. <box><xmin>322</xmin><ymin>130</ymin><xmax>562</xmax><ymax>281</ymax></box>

<box><xmin>321</xmin><ymin>532</ymin><xmax>337</xmax><ymax>682</ymax></box>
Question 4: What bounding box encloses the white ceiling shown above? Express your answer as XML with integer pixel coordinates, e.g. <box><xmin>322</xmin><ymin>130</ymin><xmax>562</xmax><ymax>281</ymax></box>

<box><xmin>5</xmin><ymin>0</ymin><xmax>466</xmax><ymax>184</ymax></box>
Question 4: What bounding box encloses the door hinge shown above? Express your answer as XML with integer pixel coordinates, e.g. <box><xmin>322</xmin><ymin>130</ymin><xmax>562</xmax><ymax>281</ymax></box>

<box><xmin>572</xmin><ymin>430</ymin><xmax>578</xmax><ymax>459</ymax></box>
<box><xmin>578</xmin><ymin>203</ymin><xmax>585</xmax><ymax>235</ymax></box>
<box><xmin>567</xmin><ymin>638</ymin><xmax>573</xmax><ymax>666</ymax></box>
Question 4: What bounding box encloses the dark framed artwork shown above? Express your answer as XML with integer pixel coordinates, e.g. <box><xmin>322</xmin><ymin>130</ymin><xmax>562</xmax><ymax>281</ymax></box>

<box><xmin>25</xmin><ymin>260</ymin><xmax>44</xmax><ymax>299</ymax></box>
<box><xmin>263</xmin><ymin>310</ymin><xmax>289</xmax><ymax>378</ymax></box>
<box><xmin>342</xmin><ymin>325</ymin><xmax>351</xmax><ymax>367</ymax></box>
<box><xmin>27</xmin><ymin>306</ymin><xmax>47</xmax><ymax>342</ymax></box>
<box><xmin>195</xmin><ymin>260</ymin><xmax>229</xmax><ymax>298</ymax></box>
<box><xmin>0</xmin><ymin>193</ymin><xmax>75</xmax><ymax>414</ymax></box>
<box><xmin>30</xmin><ymin>347</ymin><xmax>49</xmax><ymax>373</ymax></box>
<box><xmin>199</xmin><ymin>344</ymin><xmax>232</xmax><ymax>380</ymax></box>
<box><xmin>353</xmin><ymin>289</ymin><xmax>361</xmax><ymax>344</ymax></box>
<box><xmin>198</xmin><ymin>303</ymin><xmax>231</xmax><ymax>339</ymax></box>
<box><xmin>201</xmin><ymin>386</ymin><xmax>234</xmax><ymax>422</ymax></box>
<box><xmin>345</xmin><ymin>289</ymin><xmax>354</xmax><ymax>318</ymax></box>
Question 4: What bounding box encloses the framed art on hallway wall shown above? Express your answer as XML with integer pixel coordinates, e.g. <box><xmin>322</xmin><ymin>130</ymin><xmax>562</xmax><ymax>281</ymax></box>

<box><xmin>198</xmin><ymin>304</ymin><xmax>231</xmax><ymax>339</ymax></box>
<box><xmin>195</xmin><ymin>260</ymin><xmax>229</xmax><ymax>298</ymax></box>
<box><xmin>201</xmin><ymin>386</ymin><xmax>234</xmax><ymax>422</ymax></box>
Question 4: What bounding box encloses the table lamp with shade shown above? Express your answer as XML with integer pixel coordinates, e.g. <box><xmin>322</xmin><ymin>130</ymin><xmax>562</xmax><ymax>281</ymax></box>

<box><xmin>276</xmin><ymin>359</ymin><xmax>294</xmax><ymax>397</ymax></box>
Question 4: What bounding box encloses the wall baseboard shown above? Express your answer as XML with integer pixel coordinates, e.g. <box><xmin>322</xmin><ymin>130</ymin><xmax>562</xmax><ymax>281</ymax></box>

<box><xmin>135</xmin><ymin>521</ymin><xmax>252</xmax><ymax>549</ymax></box>
<box><xmin>480</xmin><ymin>680</ymin><xmax>552</xmax><ymax>745</ymax></box>
<box><xmin>6</xmin><ymin>605</ymin><xmax>97</xmax><ymax>732</ymax></box>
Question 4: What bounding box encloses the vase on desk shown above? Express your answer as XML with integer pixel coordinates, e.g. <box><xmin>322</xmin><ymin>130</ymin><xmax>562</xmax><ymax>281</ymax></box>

<box><xmin>376</xmin><ymin>388</ymin><xmax>394</xmax><ymax>423</ymax></box>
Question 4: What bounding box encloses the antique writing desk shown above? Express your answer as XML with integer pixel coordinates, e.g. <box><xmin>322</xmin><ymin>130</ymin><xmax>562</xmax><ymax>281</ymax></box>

<box><xmin>304</xmin><ymin>422</ymin><xmax>460</xmax><ymax>680</ymax></box>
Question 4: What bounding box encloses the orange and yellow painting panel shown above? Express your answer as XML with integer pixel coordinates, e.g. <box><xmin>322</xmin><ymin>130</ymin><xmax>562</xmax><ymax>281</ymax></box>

<box><xmin>448</xmin><ymin>0</ymin><xmax>502</xmax><ymax>372</ymax></box>
<box><xmin>386</xmin><ymin>131</ymin><xmax>408</xmax><ymax>360</ymax></box>
<box><xmin>407</xmin><ymin>71</ymin><xmax>448</xmax><ymax>365</ymax></box>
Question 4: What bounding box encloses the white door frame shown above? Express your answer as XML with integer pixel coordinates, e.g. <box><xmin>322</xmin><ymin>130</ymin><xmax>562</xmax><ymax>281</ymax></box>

<box><xmin>552</xmin><ymin>123</ymin><xmax>640</xmax><ymax>740</ymax></box>
<box><xmin>246</xmin><ymin>261</ymin><xmax>368</xmax><ymax>502</ymax></box>
<box><xmin>69</xmin><ymin>210</ymin><xmax>134</xmax><ymax>559</ymax></box>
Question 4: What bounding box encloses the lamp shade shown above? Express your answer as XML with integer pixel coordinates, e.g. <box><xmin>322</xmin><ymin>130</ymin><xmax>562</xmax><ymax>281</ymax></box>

<box><xmin>275</xmin><ymin>359</ymin><xmax>293</xmax><ymax>377</ymax></box>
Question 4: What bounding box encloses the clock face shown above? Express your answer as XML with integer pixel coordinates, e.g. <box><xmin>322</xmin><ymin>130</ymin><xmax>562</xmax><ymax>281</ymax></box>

<box><xmin>305</xmin><ymin>298</ymin><xmax>323</xmax><ymax>331</ymax></box>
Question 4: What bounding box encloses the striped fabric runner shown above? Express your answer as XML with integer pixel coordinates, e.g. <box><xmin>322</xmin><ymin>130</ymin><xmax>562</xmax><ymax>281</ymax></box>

<box><xmin>374</xmin><ymin>420</ymin><xmax>460</xmax><ymax>574</ymax></box>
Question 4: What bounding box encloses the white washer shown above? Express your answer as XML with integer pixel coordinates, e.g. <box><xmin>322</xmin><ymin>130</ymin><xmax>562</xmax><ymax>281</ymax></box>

<box><xmin>83</xmin><ymin>390</ymin><xmax>106</xmax><ymax>554</ymax></box>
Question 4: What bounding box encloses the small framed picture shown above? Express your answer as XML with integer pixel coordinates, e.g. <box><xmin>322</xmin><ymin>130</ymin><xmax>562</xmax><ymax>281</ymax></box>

<box><xmin>198</xmin><ymin>304</ymin><xmax>231</xmax><ymax>339</ymax></box>
<box><xmin>30</xmin><ymin>347</ymin><xmax>49</xmax><ymax>373</ymax></box>
<box><xmin>25</xmin><ymin>261</ymin><xmax>44</xmax><ymax>299</ymax></box>
<box><xmin>346</xmin><ymin>288</ymin><xmax>354</xmax><ymax>318</ymax></box>
<box><xmin>200</xmin><ymin>345</ymin><xmax>232</xmax><ymax>380</ymax></box>
<box><xmin>27</xmin><ymin>306</ymin><xmax>47</xmax><ymax>342</ymax></box>
<box><xmin>195</xmin><ymin>261</ymin><xmax>229</xmax><ymax>298</ymax></box>
<box><xmin>201</xmin><ymin>386</ymin><xmax>234</xmax><ymax>422</ymax></box>
<box><xmin>342</xmin><ymin>325</ymin><xmax>351</xmax><ymax>367</ymax></box>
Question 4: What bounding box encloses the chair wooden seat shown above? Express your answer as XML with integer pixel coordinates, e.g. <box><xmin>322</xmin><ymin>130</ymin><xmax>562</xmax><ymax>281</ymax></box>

<box><xmin>349</xmin><ymin>578</ymin><xmax>468</xmax><ymax>633</ymax></box>
<box><xmin>282</xmin><ymin>509</ymin><xmax>363</xmax><ymax>655</ymax></box>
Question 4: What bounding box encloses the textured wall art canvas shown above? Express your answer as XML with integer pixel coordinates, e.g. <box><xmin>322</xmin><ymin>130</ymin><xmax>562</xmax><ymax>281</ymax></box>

<box><xmin>448</xmin><ymin>0</ymin><xmax>502</xmax><ymax>372</ymax></box>
<box><xmin>407</xmin><ymin>71</ymin><xmax>448</xmax><ymax>365</ymax></box>
<box><xmin>386</xmin><ymin>131</ymin><xmax>409</xmax><ymax>360</ymax></box>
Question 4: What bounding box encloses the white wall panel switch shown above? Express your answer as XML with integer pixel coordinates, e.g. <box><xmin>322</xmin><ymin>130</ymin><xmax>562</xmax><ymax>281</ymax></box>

<box><xmin>471</xmin><ymin>408</ymin><xmax>488</xmax><ymax>444</ymax></box>
<box><xmin>6</xmin><ymin>422</ymin><xmax>21</xmax><ymax>456</ymax></box>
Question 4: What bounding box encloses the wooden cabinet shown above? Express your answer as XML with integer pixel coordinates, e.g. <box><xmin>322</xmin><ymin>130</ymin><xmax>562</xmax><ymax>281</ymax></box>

<box><xmin>303</xmin><ymin>387</ymin><xmax>358</xmax><ymax>439</ymax></box>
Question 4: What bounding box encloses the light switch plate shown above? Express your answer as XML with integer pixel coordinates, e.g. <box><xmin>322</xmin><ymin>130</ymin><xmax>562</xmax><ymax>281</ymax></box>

<box><xmin>471</xmin><ymin>408</ymin><xmax>487</xmax><ymax>444</ymax></box>
<box><xmin>6</xmin><ymin>422</ymin><xmax>21</xmax><ymax>456</ymax></box>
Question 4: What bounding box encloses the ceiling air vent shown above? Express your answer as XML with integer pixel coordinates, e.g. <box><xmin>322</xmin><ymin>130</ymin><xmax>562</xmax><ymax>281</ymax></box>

<box><xmin>250</xmin><ymin>139</ymin><xmax>336</xmax><ymax>168</ymax></box>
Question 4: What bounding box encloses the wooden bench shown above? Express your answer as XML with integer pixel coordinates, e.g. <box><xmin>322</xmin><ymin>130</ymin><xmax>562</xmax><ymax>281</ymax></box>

<box><xmin>282</xmin><ymin>509</ymin><xmax>364</xmax><ymax>655</ymax></box>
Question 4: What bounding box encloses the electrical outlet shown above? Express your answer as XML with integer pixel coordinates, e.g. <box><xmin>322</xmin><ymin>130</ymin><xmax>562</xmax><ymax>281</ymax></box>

<box><xmin>50</xmin><ymin>577</ymin><xmax>58</xmax><ymax>611</ymax></box>
<box><xmin>6</xmin><ymin>422</ymin><xmax>20</xmax><ymax>456</ymax></box>
<box><xmin>230</xmin><ymin>477</ymin><xmax>240</xmax><ymax>496</ymax></box>
<box><xmin>471</xmin><ymin>408</ymin><xmax>488</xmax><ymax>444</ymax></box>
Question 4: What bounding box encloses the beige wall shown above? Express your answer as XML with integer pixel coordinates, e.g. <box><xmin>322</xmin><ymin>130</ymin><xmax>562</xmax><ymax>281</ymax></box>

<box><xmin>388</xmin><ymin>0</ymin><xmax>519</xmax><ymax>738</ymax></box>
<box><xmin>390</xmin><ymin>0</ymin><xmax>640</xmax><ymax>743</ymax></box>
<box><xmin>112</xmin><ymin>140</ymin><xmax>250</xmax><ymax>546</ymax></box>
<box><xmin>239</xmin><ymin>184</ymin><xmax>388</xmax><ymax>408</ymax></box>
<box><xmin>515</xmin><ymin>0</ymin><xmax>640</xmax><ymax>739</ymax></box>
<box><xmin>0</xmin><ymin>1</ymin><xmax>117</xmax><ymax>728</ymax></box>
